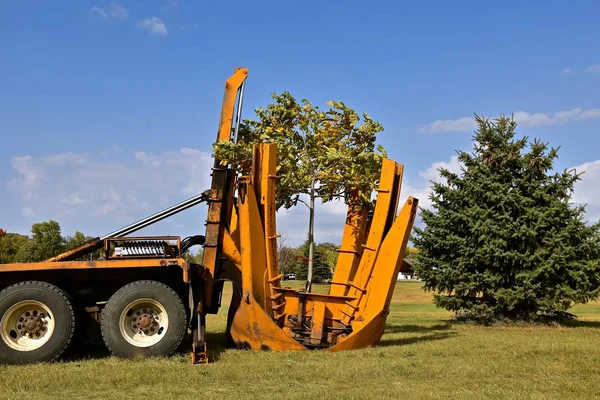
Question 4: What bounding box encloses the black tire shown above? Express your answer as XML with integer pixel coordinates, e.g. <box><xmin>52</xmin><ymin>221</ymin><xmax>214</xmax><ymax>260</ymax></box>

<box><xmin>101</xmin><ymin>280</ymin><xmax>187</xmax><ymax>359</ymax></box>
<box><xmin>0</xmin><ymin>281</ymin><xmax>76</xmax><ymax>365</ymax></box>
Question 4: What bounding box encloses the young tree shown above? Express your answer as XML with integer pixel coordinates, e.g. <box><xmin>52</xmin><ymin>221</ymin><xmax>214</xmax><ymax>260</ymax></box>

<box><xmin>413</xmin><ymin>115</ymin><xmax>600</xmax><ymax>322</ymax></box>
<box><xmin>214</xmin><ymin>92</ymin><xmax>386</xmax><ymax>291</ymax></box>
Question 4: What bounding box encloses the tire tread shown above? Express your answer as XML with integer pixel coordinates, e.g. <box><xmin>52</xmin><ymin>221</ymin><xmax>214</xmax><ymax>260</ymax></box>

<box><xmin>0</xmin><ymin>281</ymin><xmax>76</xmax><ymax>363</ymax></box>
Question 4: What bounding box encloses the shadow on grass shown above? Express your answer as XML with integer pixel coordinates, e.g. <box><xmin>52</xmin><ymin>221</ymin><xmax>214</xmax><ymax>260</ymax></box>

<box><xmin>378</xmin><ymin>332</ymin><xmax>457</xmax><ymax>347</ymax></box>
<box><xmin>561</xmin><ymin>320</ymin><xmax>600</xmax><ymax>329</ymax></box>
<box><xmin>61</xmin><ymin>331</ymin><xmax>232</xmax><ymax>363</ymax></box>
<box><xmin>378</xmin><ymin>322</ymin><xmax>457</xmax><ymax>347</ymax></box>
<box><xmin>384</xmin><ymin>323</ymin><xmax>453</xmax><ymax>334</ymax></box>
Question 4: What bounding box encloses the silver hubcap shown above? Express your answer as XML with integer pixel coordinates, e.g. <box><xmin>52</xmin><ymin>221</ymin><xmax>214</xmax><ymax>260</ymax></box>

<box><xmin>118</xmin><ymin>298</ymin><xmax>169</xmax><ymax>348</ymax></box>
<box><xmin>0</xmin><ymin>301</ymin><xmax>55</xmax><ymax>351</ymax></box>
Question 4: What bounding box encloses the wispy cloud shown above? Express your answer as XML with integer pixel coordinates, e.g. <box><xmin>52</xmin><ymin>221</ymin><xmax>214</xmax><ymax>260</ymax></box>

<box><xmin>138</xmin><ymin>17</ymin><xmax>168</xmax><ymax>36</ymax></box>
<box><xmin>7</xmin><ymin>148</ymin><xmax>212</xmax><ymax>236</ymax></box>
<box><xmin>562</xmin><ymin>67</ymin><xmax>573</xmax><ymax>75</ymax></box>
<box><xmin>513</xmin><ymin>108</ymin><xmax>600</xmax><ymax>126</ymax></box>
<box><xmin>91</xmin><ymin>2</ymin><xmax>128</xmax><ymax>20</ymax></box>
<box><xmin>417</xmin><ymin>117</ymin><xmax>474</xmax><ymax>134</ymax></box>
<box><xmin>419</xmin><ymin>108</ymin><xmax>600</xmax><ymax>134</ymax></box>
<box><xmin>586</xmin><ymin>65</ymin><xmax>600</xmax><ymax>73</ymax></box>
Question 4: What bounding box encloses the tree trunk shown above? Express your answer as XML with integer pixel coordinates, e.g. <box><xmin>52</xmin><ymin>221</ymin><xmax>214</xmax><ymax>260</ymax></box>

<box><xmin>306</xmin><ymin>178</ymin><xmax>316</xmax><ymax>292</ymax></box>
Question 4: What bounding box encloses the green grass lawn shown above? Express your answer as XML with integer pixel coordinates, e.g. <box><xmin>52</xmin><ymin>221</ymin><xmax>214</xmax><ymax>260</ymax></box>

<box><xmin>2</xmin><ymin>281</ymin><xmax>600</xmax><ymax>399</ymax></box>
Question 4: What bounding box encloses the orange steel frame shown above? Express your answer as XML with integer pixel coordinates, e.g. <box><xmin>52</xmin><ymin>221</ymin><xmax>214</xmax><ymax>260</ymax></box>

<box><xmin>0</xmin><ymin>67</ymin><xmax>419</xmax><ymax>363</ymax></box>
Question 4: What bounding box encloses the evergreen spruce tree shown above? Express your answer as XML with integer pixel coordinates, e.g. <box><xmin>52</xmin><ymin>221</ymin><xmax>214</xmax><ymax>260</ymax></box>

<box><xmin>294</xmin><ymin>239</ymin><xmax>333</xmax><ymax>283</ymax></box>
<box><xmin>413</xmin><ymin>115</ymin><xmax>600</xmax><ymax>322</ymax></box>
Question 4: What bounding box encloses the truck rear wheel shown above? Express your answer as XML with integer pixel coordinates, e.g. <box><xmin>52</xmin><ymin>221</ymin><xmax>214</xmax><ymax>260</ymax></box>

<box><xmin>101</xmin><ymin>280</ymin><xmax>187</xmax><ymax>359</ymax></box>
<box><xmin>0</xmin><ymin>281</ymin><xmax>76</xmax><ymax>365</ymax></box>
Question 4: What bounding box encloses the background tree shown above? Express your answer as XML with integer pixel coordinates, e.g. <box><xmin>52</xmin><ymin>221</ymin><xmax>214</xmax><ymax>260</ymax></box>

<box><xmin>316</xmin><ymin>242</ymin><xmax>338</xmax><ymax>273</ymax></box>
<box><xmin>64</xmin><ymin>231</ymin><xmax>103</xmax><ymax>261</ymax></box>
<box><xmin>214</xmin><ymin>92</ymin><xmax>385</xmax><ymax>290</ymax></box>
<box><xmin>183</xmin><ymin>247</ymin><xmax>204</xmax><ymax>264</ymax></box>
<box><xmin>413</xmin><ymin>115</ymin><xmax>600</xmax><ymax>322</ymax></box>
<box><xmin>0</xmin><ymin>232</ymin><xmax>28</xmax><ymax>264</ymax></box>
<box><xmin>293</xmin><ymin>239</ymin><xmax>333</xmax><ymax>283</ymax></box>
<box><xmin>14</xmin><ymin>220</ymin><xmax>66</xmax><ymax>262</ymax></box>
<box><xmin>278</xmin><ymin>246</ymin><xmax>300</xmax><ymax>275</ymax></box>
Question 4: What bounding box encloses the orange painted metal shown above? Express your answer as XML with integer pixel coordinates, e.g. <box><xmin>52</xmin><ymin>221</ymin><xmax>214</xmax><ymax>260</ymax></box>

<box><xmin>338</xmin><ymin>159</ymin><xmax>402</xmax><ymax>326</ymax></box>
<box><xmin>256</xmin><ymin>144</ymin><xmax>287</xmax><ymax>325</ymax></box>
<box><xmin>329</xmin><ymin>190</ymin><xmax>368</xmax><ymax>297</ymax></box>
<box><xmin>0</xmin><ymin>258</ymin><xmax>191</xmax><ymax>282</ymax></box>
<box><xmin>202</xmin><ymin>68</ymin><xmax>249</xmax><ymax>310</ymax></box>
<box><xmin>329</xmin><ymin>197</ymin><xmax>419</xmax><ymax>350</ymax></box>
<box><xmin>229</xmin><ymin>157</ymin><xmax>306</xmax><ymax>351</ymax></box>
<box><xmin>224</xmin><ymin>142</ymin><xmax>420</xmax><ymax>352</ymax></box>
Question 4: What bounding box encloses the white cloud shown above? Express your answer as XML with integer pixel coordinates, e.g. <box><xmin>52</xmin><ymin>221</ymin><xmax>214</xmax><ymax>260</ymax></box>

<box><xmin>6</xmin><ymin>148</ymin><xmax>213</xmax><ymax>238</ymax></box>
<box><xmin>418</xmin><ymin>117</ymin><xmax>474</xmax><ymax>134</ymax></box>
<box><xmin>7</xmin><ymin>147</ymin><xmax>594</xmax><ymax>249</ymax></box>
<box><xmin>512</xmin><ymin>108</ymin><xmax>600</xmax><ymax>127</ymax></box>
<box><xmin>562</xmin><ymin>67</ymin><xmax>573</xmax><ymax>75</ymax></box>
<box><xmin>91</xmin><ymin>2</ymin><xmax>128</xmax><ymax>20</ymax></box>
<box><xmin>418</xmin><ymin>155</ymin><xmax>463</xmax><ymax>183</ymax></box>
<box><xmin>420</xmin><ymin>108</ymin><xmax>600</xmax><ymax>134</ymax></box>
<box><xmin>571</xmin><ymin>160</ymin><xmax>600</xmax><ymax>223</ymax></box>
<box><xmin>399</xmin><ymin>156</ymin><xmax>463</xmax><ymax>212</ymax></box>
<box><xmin>138</xmin><ymin>17</ymin><xmax>168</xmax><ymax>36</ymax></box>
<box><xmin>586</xmin><ymin>65</ymin><xmax>600</xmax><ymax>73</ymax></box>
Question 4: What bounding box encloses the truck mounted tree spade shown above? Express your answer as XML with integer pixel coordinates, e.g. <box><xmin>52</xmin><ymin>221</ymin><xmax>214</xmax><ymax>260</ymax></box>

<box><xmin>0</xmin><ymin>68</ymin><xmax>418</xmax><ymax>365</ymax></box>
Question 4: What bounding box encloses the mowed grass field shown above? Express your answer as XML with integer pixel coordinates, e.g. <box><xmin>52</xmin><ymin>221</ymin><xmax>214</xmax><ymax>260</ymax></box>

<box><xmin>2</xmin><ymin>281</ymin><xmax>600</xmax><ymax>400</ymax></box>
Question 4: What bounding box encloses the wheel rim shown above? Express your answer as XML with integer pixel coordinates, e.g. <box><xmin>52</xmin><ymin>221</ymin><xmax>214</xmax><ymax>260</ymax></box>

<box><xmin>118</xmin><ymin>298</ymin><xmax>169</xmax><ymax>348</ymax></box>
<box><xmin>0</xmin><ymin>300</ymin><xmax>56</xmax><ymax>352</ymax></box>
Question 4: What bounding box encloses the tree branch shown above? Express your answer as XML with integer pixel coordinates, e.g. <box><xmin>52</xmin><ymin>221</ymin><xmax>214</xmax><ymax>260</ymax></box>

<box><xmin>297</xmin><ymin>198</ymin><xmax>310</xmax><ymax>208</ymax></box>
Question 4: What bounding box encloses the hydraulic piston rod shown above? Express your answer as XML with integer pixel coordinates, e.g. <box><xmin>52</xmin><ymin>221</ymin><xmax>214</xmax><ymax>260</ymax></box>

<box><xmin>46</xmin><ymin>191</ymin><xmax>209</xmax><ymax>262</ymax></box>
<box><xmin>100</xmin><ymin>190</ymin><xmax>209</xmax><ymax>240</ymax></box>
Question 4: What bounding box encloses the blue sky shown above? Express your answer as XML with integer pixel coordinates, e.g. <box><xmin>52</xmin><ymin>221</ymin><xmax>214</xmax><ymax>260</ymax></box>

<box><xmin>1</xmin><ymin>0</ymin><xmax>599</xmax><ymax>245</ymax></box>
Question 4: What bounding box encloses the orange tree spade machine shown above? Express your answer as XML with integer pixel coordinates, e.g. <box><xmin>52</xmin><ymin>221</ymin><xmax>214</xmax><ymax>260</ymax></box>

<box><xmin>0</xmin><ymin>68</ymin><xmax>418</xmax><ymax>365</ymax></box>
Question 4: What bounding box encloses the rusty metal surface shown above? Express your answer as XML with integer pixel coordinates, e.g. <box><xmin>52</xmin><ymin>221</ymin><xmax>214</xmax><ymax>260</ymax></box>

<box><xmin>230</xmin><ymin>294</ymin><xmax>306</xmax><ymax>351</ymax></box>
<box><xmin>326</xmin><ymin>313</ymin><xmax>387</xmax><ymax>352</ymax></box>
